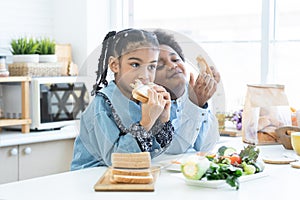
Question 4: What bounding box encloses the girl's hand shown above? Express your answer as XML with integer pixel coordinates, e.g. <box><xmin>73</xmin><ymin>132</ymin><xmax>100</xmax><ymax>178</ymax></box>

<box><xmin>153</xmin><ymin>85</ymin><xmax>171</xmax><ymax>123</ymax></box>
<box><xmin>140</xmin><ymin>87</ymin><xmax>167</xmax><ymax>131</ymax></box>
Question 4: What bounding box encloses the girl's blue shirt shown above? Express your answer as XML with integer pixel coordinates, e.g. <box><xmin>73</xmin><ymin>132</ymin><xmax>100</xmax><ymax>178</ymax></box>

<box><xmin>71</xmin><ymin>81</ymin><xmax>167</xmax><ymax>170</ymax></box>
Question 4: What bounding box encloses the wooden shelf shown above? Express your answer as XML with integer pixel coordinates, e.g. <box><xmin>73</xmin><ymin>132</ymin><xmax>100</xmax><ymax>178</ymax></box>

<box><xmin>0</xmin><ymin>76</ymin><xmax>32</xmax><ymax>133</ymax></box>
<box><xmin>0</xmin><ymin>119</ymin><xmax>32</xmax><ymax>126</ymax></box>
<box><xmin>0</xmin><ymin>76</ymin><xmax>31</xmax><ymax>83</ymax></box>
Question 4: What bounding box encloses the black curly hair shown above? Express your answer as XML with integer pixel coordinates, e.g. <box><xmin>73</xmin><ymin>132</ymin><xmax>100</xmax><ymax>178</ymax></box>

<box><xmin>91</xmin><ymin>29</ymin><xmax>159</xmax><ymax>96</ymax></box>
<box><xmin>153</xmin><ymin>29</ymin><xmax>185</xmax><ymax>62</ymax></box>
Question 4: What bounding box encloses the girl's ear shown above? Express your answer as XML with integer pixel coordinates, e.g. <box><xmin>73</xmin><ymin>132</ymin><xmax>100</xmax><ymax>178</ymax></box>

<box><xmin>108</xmin><ymin>56</ymin><xmax>119</xmax><ymax>73</ymax></box>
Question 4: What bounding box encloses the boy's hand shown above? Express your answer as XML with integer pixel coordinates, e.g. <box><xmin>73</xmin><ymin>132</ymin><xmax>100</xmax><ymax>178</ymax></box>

<box><xmin>188</xmin><ymin>72</ymin><xmax>217</xmax><ymax>108</ymax></box>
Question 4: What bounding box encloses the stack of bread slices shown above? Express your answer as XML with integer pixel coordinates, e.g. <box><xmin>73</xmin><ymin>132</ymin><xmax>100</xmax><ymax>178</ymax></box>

<box><xmin>110</xmin><ymin>152</ymin><xmax>153</xmax><ymax>184</ymax></box>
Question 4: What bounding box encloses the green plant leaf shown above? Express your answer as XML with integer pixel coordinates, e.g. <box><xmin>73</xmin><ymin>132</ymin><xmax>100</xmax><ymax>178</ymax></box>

<box><xmin>37</xmin><ymin>37</ymin><xmax>56</xmax><ymax>55</ymax></box>
<box><xmin>10</xmin><ymin>37</ymin><xmax>39</xmax><ymax>55</ymax></box>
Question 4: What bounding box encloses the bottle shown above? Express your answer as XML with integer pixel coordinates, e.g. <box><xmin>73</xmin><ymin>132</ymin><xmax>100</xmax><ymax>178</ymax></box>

<box><xmin>0</xmin><ymin>86</ymin><xmax>4</xmax><ymax>118</ymax></box>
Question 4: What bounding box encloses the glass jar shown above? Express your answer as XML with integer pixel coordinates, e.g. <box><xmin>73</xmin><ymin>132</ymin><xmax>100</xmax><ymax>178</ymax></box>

<box><xmin>0</xmin><ymin>55</ymin><xmax>9</xmax><ymax>77</ymax></box>
<box><xmin>0</xmin><ymin>56</ymin><xmax>6</xmax><ymax>69</ymax></box>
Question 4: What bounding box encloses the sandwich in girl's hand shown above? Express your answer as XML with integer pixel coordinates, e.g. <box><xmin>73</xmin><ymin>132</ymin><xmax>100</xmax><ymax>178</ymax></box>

<box><xmin>130</xmin><ymin>79</ymin><xmax>156</xmax><ymax>103</ymax></box>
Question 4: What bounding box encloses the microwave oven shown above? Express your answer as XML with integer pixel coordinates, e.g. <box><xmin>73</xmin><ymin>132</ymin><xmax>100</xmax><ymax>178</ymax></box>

<box><xmin>1</xmin><ymin>76</ymin><xmax>89</xmax><ymax>130</ymax></box>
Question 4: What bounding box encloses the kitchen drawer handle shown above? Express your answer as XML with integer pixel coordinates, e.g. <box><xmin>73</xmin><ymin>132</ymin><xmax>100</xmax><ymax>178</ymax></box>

<box><xmin>24</xmin><ymin>147</ymin><xmax>32</xmax><ymax>155</ymax></box>
<box><xmin>10</xmin><ymin>148</ymin><xmax>18</xmax><ymax>156</ymax></box>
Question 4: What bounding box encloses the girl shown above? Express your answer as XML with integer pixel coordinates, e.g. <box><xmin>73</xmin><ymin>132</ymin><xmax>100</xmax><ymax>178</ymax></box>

<box><xmin>71</xmin><ymin>29</ymin><xmax>174</xmax><ymax>170</ymax></box>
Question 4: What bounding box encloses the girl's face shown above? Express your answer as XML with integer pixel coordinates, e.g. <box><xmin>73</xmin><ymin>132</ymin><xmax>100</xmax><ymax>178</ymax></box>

<box><xmin>154</xmin><ymin>45</ymin><xmax>187</xmax><ymax>99</ymax></box>
<box><xmin>110</xmin><ymin>48</ymin><xmax>159</xmax><ymax>99</ymax></box>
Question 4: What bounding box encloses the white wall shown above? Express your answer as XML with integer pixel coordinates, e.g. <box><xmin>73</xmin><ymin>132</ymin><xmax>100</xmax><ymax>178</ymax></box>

<box><xmin>53</xmin><ymin>0</ymin><xmax>88</xmax><ymax>68</ymax></box>
<box><xmin>0</xmin><ymin>0</ymin><xmax>55</xmax><ymax>59</ymax></box>
<box><xmin>0</xmin><ymin>0</ymin><xmax>110</xmax><ymax>73</ymax></box>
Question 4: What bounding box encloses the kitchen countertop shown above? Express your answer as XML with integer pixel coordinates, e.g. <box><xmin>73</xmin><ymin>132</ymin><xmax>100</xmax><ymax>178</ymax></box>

<box><xmin>0</xmin><ymin>136</ymin><xmax>299</xmax><ymax>200</ymax></box>
<box><xmin>0</xmin><ymin>125</ymin><xmax>79</xmax><ymax>147</ymax></box>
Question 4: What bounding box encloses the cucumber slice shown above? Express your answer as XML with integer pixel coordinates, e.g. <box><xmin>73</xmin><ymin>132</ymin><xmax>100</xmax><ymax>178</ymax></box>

<box><xmin>181</xmin><ymin>161</ymin><xmax>203</xmax><ymax>180</ymax></box>
<box><xmin>223</xmin><ymin>147</ymin><xmax>237</xmax><ymax>156</ymax></box>
<box><xmin>218</xmin><ymin>146</ymin><xmax>228</xmax><ymax>156</ymax></box>
<box><xmin>181</xmin><ymin>156</ymin><xmax>210</xmax><ymax>180</ymax></box>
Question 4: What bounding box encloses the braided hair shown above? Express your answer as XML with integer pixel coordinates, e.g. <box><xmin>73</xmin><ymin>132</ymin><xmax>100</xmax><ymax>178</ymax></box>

<box><xmin>153</xmin><ymin>29</ymin><xmax>185</xmax><ymax>62</ymax></box>
<box><xmin>91</xmin><ymin>29</ymin><xmax>159</xmax><ymax>96</ymax></box>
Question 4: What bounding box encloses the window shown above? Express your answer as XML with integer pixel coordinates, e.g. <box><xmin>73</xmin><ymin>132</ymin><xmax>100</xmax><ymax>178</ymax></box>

<box><xmin>271</xmin><ymin>0</ymin><xmax>300</xmax><ymax>108</ymax></box>
<box><xmin>115</xmin><ymin>0</ymin><xmax>300</xmax><ymax>112</ymax></box>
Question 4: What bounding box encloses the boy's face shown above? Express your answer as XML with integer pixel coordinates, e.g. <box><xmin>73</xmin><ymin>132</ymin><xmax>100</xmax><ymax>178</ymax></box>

<box><xmin>111</xmin><ymin>48</ymin><xmax>159</xmax><ymax>99</ymax></box>
<box><xmin>154</xmin><ymin>45</ymin><xmax>187</xmax><ymax>100</ymax></box>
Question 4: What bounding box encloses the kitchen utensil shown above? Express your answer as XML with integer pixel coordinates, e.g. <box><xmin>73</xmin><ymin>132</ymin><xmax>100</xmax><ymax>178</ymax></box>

<box><xmin>275</xmin><ymin>126</ymin><xmax>300</xmax><ymax>149</ymax></box>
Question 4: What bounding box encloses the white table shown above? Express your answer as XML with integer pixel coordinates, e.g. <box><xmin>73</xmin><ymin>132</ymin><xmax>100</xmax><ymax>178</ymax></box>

<box><xmin>0</xmin><ymin>137</ymin><xmax>299</xmax><ymax>200</ymax></box>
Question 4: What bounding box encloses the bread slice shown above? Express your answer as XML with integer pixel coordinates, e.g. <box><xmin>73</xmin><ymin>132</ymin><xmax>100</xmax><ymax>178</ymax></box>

<box><xmin>112</xmin><ymin>152</ymin><xmax>150</xmax><ymax>160</ymax></box>
<box><xmin>111</xmin><ymin>152</ymin><xmax>151</xmax><ymax>169</ymax></box>
<box><xmin>196</xmin><ymin>55</ymin><xmax>213</xmax><ymax>77</ymax></box>
<box><xmin>132</xmin><ymin>88</ymin><xmax>149</xmax><ymax>103</ymax></box>
<box><xmin>111</xmin><ymin>168</ymin><xmax>151</xmax><ymax>176</ymax></box>
<box><xmin>111</xmin><ymin>174</ymin><xmax>153</xmax><ymax>184</ymax></box>
<box><xmin>109</xmin><ymin>152</ymin><xmax>153</xmax><ymax>184</ymax></box>
<box><xmin>112</xmin><ymin>161</ymin><xmax>151</xmax><ymax>169</ymax></box>
<box><xmin>130</xmin><ymin>80</ymin><xmax>155</xmax><ymax>103</ymax></box>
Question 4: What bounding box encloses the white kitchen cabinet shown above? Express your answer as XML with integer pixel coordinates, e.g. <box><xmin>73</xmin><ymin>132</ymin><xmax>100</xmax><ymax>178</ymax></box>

<box><xmin>0</xmin><ymin>139</ymin><xmax>74</xmax><ymax>184</ymax></box>
<box><xmin>0</xmin><ymin>145</ymin><xmax>19</xmax><ymax>183</ymax></box>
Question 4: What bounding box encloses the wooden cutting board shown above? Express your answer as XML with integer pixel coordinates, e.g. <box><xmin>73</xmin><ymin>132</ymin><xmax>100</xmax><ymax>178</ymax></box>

<box><xmin>262</xmin><ymin>156</ymin><xmax>297</xmax><ymax>164</ymax></box>
<box><xmin>290</xmin><ymin>161</ymin><xmax>300</xmax><ymax>169</ymax></box>
<box><xmin>94</xmin><ymin>166</ymin><xmax>160</xmax><ymax>192</ymax></box>
<box><xmin>219</xmin><ymin>128</ymin><xmax>242</xmax><ymax>137</ymax></box>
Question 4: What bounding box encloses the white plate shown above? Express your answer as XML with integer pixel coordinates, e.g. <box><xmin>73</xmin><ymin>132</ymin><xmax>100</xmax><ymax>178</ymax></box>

<box><xmin>165</xmin><ymin>163</ymin><xmax>181</xmax><ymax>172</ymax></box>
<box><xmin>178</xmin><ymin>172</ymin><xmax>268</xmax><ymax>189</ymax></box>
<box><xmin>164</xmin><ymin>155</ymin><xmax>211</xmax><ymax>172</ymax></box>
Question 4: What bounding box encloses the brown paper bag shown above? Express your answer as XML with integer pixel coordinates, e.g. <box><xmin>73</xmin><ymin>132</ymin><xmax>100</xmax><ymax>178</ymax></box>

<box><xmin>242</xmin><ymin>84</ymin><xmax>292</xmax><ymax>145</ymax></box>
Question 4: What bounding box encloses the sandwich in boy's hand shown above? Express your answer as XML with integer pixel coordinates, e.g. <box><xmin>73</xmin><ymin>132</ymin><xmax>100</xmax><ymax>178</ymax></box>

<box><xmin>196</xmin><ymin>55</ymin><xmax>214</xmax><ymax>77</ymax></box>
<box><xmin>130</xmin><ymin>79</ymin><xmax>156</xmax><ymax>103</ymax></box>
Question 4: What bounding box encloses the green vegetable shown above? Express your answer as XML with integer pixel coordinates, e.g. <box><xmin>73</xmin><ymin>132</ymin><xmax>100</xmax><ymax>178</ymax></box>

<box><xmin>239</xmin><ymin>145</ymin><xmax>260</xmax><ymax>165</ymax></box>
<box><xmin>181</xmin><ymin>156</ymin><xmax>210</xmax><ymax>180</ymax></box>
<box><xmin>205</xmin><ymin>163</ymin><xmax>243</xmax><ymax>190</ymax></box>
<box><xmin>217</xmin><ymin>146</ymin><xmax>237</xmax><ymax>156</ymax></box>
<box><xmin>224</xmin><ymin>147</ymin><xmax>237</xmax><ymax>156</ymax></box>
<box><xmin>242</xmin><ymin>162</ymin><xmax>256</xmax><ymax>175</ymax></box>
<box><xmin>214</xmin><ymin>156</ymin><xmax>231</xmax><ymax>165</ymax></box>
<box><xmin>253</xmin><ymin>161</ymin><xmax>265</xmax><ymax>173</ymax></box>
<box><xmin>217</xmin><ymin>146</ymin><xmax>227</xmax><ymax>156</ymax></box>
<box><xmin>181</xmin><ymin>144</ymin><xmax>262</xmax><ymax>190</ymax></box>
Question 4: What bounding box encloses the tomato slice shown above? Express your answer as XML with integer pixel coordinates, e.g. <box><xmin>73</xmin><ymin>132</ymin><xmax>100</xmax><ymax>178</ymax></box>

<box><xmin>230</xmin><ymin>154</ymin><xmax>242</xmax><ymax>164</ymax></box>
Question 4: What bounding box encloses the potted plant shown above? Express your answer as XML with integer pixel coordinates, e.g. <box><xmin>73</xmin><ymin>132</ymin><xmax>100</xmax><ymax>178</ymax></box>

<box><xmin>10</xmin><ymin>37</ymin><xmax>39</xmax><ymax>63</ymax></box>
<box><xmin>37</xmin><ymin>38</ymin><xmax>57</xmax><ymax>63</ymax></box>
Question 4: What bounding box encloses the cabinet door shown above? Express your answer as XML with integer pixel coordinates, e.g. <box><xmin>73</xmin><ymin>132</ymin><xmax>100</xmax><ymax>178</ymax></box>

<box><xmin>19</xmin><ymin>139</ymin><xmax>74</xmax><ymax>180</ymax></box>
<box><xmin>0</xmin><ymin>145</ymin><xmax>18</xmax><ymax>184</ymax></box>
